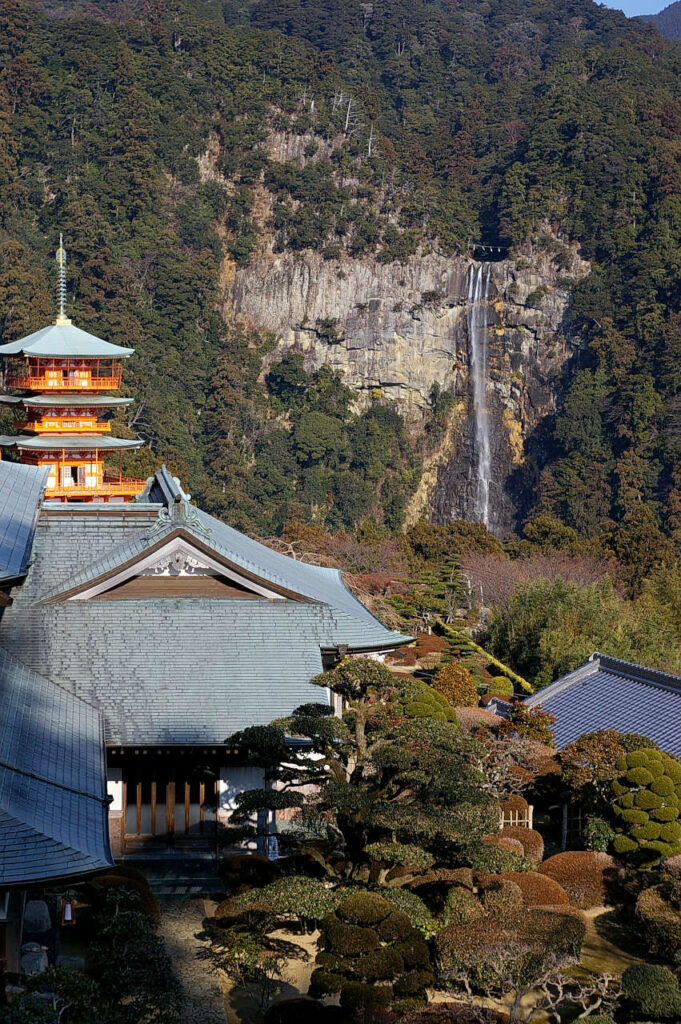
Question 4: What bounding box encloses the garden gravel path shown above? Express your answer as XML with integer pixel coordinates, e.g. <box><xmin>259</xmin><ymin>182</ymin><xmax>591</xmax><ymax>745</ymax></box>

<box><xmin>157</xmin><ymin>898</ymin><xmax>227</xmax><ymax>1024</ymax></box>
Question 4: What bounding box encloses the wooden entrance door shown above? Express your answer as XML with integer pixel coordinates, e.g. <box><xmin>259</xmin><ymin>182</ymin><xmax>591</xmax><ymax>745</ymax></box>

<box><xmin>121</xmin><ymin>757</ymin><xmax>219</xmax><ymax>852</ymax></box>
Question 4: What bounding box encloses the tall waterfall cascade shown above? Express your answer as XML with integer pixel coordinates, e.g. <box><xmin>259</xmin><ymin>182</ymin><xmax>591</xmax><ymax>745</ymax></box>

<box><xmin>467</xmin><ymin>263</ymin><xmax>492</xmax><ymax>527</ymax></box>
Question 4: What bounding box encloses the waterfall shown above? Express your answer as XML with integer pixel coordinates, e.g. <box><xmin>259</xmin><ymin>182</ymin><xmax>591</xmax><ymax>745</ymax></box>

<box><xmin>467</xmin><ymin>263</ymin><xmax>492</xmax><ymax>527</ymax></box>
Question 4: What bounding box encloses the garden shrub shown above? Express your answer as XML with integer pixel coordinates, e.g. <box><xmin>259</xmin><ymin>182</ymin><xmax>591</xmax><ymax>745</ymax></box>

<box><xmin>484</xmin><ymin>833</ymin><xmax>525</xmax><ymax>857</ymax></box>
<box><xmin>500</xmin><ymin>794</ymin><xmax>529</xmax><ymax>817</ymax></box>
<box><xmin>583</xmin><ymin>1018</ymin><xmax>615</xmax><ymax>1024</ymax></box>
<box><xmin>584</xmin><ymin>816</ymin><xmax>616</xmax><ymax>853</ymax></box>
<box><xmin>539</xmin><ymin>852</ymin><xmax>623</xmax><ymax>908</ymax></box>
<box><xmin>611</xmin><ymin>749</ymin><xmax>681</xmax><ymax>863</ymax></box>
<box><xmin>441</xmin><ymin>887</ymin><xmax>484</xmax><ymax>928</ymax></box>
<box><xmin>382</xmin><ymin>889</ymin><xmax>435</xmax><ymax>936</ymax></box>
<box><xmin>337</xmin><ymin>891</ymin><xmax>390</xmax><ymax>925</ymax></box>
<box><xmin>326</xmin><ymin>920</ymin><xmax>379</xmax><ymax>955</ymax></box>
<box><xmin>228</xmin><ymin>875</ymin><xmax>341</xmax><ymax>929</ymax></box>
<box><xmin>472</xmin><ymin>841</ymin><xmax>531</xmax><ymax>874</ymax></box>
<box><xmin>481</xmin><ymin>880</ymin><xmax>524</xmax><ymax>916</ymax></box>
<box><xmin>435</xmin><ymin>908</ymin><xmax>585</xmax><ymax>989</ymax></box>
<box><xmin>339</xmin><ymin>981</ymin><xmax>392</xmax><ymax>1012</ymax></box>
<box><xmin>377</xmin><ymin>909</ymin><xmax>412</xmax><ymax>942</ymax></box>
<box><xmin>488</xmin><ymin>676</ymin><xmax>514</xmax><ymax>698</ymax></box>
<box><xmin>621</xmin><ymin>962</ymin><xmax>681</xmax><ymax>1020</ymax></box>
<box><xmin>365</xmin><ymin>841</ymin><xmax>435</xmax><ymax>870</ymax></box>
<box><xmin>89</xmin><ymin>872</ymin><xmax>160</xmax><ymax>924</ymax></box>
<box><xmin>356</xmin><ymin>946</ymin><xmax>404</xmax><ymax>980</ymax></box>
<box><xmin>432</xmin><ymin>662</ymin><xmax>478</xmax><ymax>707</ymax></box>
<box><xmin>635</xmin><ymin>885</ymin><xmax>681</xmax><ymax>962</ymax></box>
<box><xmin>499</xmin><ymin>871</ymin><xmax>571</xmax><ymax>908</ymax></box>
<box><xmin>394</xmin><ymin>933</ymin><xmax>432</xmax><ymax>968</ymax></box>
<box><xmin>499</xmin><ymin>826</ymin><xmax>544</xmax><ymax>865</ymax></box>
<box><xmin>403</xmin><ymin>681</ymin><xmax>459</xmax><ymax>724</ymax></box>
<box><xmin>312</xmin><ymin>892</ymin><xmax>433</xmax><ymax>1010</ymax></box>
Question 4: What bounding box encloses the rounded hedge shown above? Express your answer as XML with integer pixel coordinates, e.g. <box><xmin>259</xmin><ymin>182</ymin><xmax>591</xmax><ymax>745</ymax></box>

<box><xmin>612</xmin><ymin>750</ymin><xmax>681</xmax><ymax>863</ymax></box>
<box><xmin>337</xmin><ymin>891</ymin><xmax>391</xmax><ymax>926</ymax></box>
<box><xmin>635</xmin><ymin>886</ymin><xmax>681</xmax><ymax>962</ymax></box>
<box><xmin>539</xmin><ymin>852</ymin><xmax>622</xmax><ymax>909</ymax></box>
<box><xmin>488</xmin><ymin>676</ymin><xmax>514</xmax><ymax>697</ymax></box>
<box><xmin>622</xmin><ymin>962</ymin><xmax>681</xmax><ymax>1020</ymax></box>
<box><xmin>316</xmin><ymin>891</ymin><xmax>433</xmax><ymax>1012</ymax></box>
<box><xmin>382</xmin><ymin>889</ymin><xmax>434</xmax><ymax>936</ymax></box>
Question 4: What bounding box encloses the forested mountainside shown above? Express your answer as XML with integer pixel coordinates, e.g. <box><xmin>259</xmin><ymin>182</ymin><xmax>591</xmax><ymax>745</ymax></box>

<box><xmin>4</xmin><ymin>0</ymin><xmax>681</xmax><ymax>568</ymax></box>
<box><xmin>642</xmin><ymin>3</ymin><xmax>681</xmax><ymax>40</ymax></box>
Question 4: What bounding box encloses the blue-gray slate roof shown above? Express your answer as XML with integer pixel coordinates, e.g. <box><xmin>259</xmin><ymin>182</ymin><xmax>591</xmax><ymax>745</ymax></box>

<box><xmin>0</xmin><ymin>461</ymin><xmax>48</xmax><ymax>583</ymax></box>
<box><xmin>0</xmin><ymin>468</ymin><xmax>411</xmax><ymax>745</ymax></box>
<box><xmin>525</xmin><ymin>653</ymin><xmax>681</xmax><ymax>757</ymax></box>
<box><xmin>0</xmin><ymin>648</ymin><xmax>113</xmax><ymax>884</ymax></box>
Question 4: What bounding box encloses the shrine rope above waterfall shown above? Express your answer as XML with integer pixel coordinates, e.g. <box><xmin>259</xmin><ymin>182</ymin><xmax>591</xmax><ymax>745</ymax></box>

<box><xmin>467</xmin><ymin>263</ymin><xmax>492</xmax><ymax>527</ymax></box>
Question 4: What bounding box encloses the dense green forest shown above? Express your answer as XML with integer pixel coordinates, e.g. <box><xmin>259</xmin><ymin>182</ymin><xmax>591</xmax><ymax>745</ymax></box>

<box><xmin>4</xmin><ymin>0</ymin><xmax>681</xmax><ymax>556</ymax></box>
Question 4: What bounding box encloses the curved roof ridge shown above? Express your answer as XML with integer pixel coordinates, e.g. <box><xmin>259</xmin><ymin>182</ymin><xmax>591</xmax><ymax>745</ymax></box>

<box><xmin>589</xmin><ymin>651</ymin><xmax>681</xmax><ymax>689</ymax></box>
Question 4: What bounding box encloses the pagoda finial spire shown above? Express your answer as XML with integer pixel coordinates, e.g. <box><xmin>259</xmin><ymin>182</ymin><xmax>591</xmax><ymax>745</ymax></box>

<box><xmin>55</xmin><ymin>234</ymin><xmax>72</xmax><ymax>326</ymax></box>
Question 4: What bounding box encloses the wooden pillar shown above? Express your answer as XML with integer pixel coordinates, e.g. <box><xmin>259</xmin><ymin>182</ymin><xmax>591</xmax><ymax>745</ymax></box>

<box><xmin>166</xmin><ymin>782</ymin><xmax>175</xmax><ymax>837</ymax></box>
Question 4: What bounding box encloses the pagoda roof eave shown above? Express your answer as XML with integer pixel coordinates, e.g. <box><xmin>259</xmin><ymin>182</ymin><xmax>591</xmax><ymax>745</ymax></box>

<box><xmin>0</xmin><ymin>435</ymin><xmax>143</xmax><ymax>451</ymax></box>
<box><xmin>0</xmin><ymin>323</ymin><xmax>133</xmax><ymax>359</ymax></box>
<box><xmin>0</xmin><ymin>395</ymin><xmax>134</xmax><ymax>408</ymax></box>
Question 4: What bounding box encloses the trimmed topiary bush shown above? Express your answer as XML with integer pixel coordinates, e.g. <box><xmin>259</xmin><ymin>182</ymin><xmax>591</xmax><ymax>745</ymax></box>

<box><xmin>312</xmin><ymin>892</ymin><xmax>433</xmax><ymax>1011</ymax></box>
<box><xmin>488</xmin><ymin>676</ymin><xmax>515</xmax><ymax>698</ymax></box>
<box><xmin>539</xmin><ymin>852</ymin><xmax>623</xmax><ymax>909</ymax></box>
<box><xmin>635</xmin><ymin>885</ymin><xmax>681</xmax><ymax>962</ymax></box>
<box><xmin>499</xmin><ymin>826</ymin><xmax>544</xmax><ymax>865</ymax></box>
<box><xmin>441</xmin><ymin>887</ymin><xmax>485</xmax><ymax>928</ymax></box>
<box><xmin>227</xmin><ymin>875</ymin><xmax>341</xmax><ymax>930</ymax></box>
<box><xmin>498</xmin><ymin>871</ymin><xmax>571</xmax><ymax>908</ymax></box>
<box><xmin>403</xmin><ymin>681</ymin><xmax>459</xmax><ymax>724</ymax></box>
<box><xmin>435</xmin><ymin>908</ymin><xmax>585</xmax><ymax>990</ymax></box>
<box><xmin>622</xmin><ymin>962</ymin><xmax>681</xmax><ymax>1020</ymax></box>
<box><xmin>612</xmin><ymin>750</ymin><xmax>681</xmax><ymax>864</ymax></box>
<box><xmin>432</xmin><ymin>662</ymin><xmax>478</xmax><ymax>707</ymax></box>
<box><xmin>382</xmin><ymin>889</ymin><xmax>435</xmax><ymax>936</ymax></box>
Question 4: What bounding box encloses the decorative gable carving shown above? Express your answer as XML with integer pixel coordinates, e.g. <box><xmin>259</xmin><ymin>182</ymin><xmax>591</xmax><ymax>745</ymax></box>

<box><xmin>67</xmin><ymin>535</ymin><xmax>287</xmax><ymax>601</ymax></box>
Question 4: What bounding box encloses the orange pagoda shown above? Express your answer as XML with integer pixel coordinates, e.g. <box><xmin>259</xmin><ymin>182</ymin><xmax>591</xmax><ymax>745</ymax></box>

<box><xmin>0</xmin><ymin>238</ymin><xmax>144</xmax><ymax>502</ymax></box>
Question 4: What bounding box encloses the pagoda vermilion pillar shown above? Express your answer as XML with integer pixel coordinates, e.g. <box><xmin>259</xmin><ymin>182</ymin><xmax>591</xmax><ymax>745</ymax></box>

<box><xmin>0</xmin><ymin>238</ymin><xmax>144</xmax><ymax>502</ymax></box>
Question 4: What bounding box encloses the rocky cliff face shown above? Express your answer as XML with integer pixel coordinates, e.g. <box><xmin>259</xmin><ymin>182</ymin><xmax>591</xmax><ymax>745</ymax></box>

<box><xmin>226</xmin><ymin>246</ymin><xmax>588</xmax><ymax>535</ymax></box>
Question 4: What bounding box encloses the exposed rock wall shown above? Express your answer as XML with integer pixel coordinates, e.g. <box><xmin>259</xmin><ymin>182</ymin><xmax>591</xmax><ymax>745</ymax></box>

<box><xmin>226</xmin><ymin>247</ymin><xmax>588</xmax><ymax>535</ymax></box>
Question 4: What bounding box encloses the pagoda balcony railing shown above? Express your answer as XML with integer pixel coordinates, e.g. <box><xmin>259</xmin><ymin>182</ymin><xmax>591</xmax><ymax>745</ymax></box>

<box><xmin>45</xmin><ymin>478</ymin><xmax>146</xmax><ymax>500</ymax></box>
<box><xmin>15</xmin><ymin>421</ymin><xmax>112</xmax><ymax>434</ymax></box>
<box><xmin>7</xmin><ymin>371</ymin><xmax>122</xmax><ymax>391</ymax></box>
<box><xmin>6</xmin><ymin>359</ymin><xmax>123</xmax><ymax>391</ymax></box>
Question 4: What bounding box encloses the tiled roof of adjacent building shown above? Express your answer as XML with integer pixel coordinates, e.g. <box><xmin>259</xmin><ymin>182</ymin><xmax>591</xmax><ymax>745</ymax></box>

<box><xmin>0</xmin><ymin>648</ymin><xmax>113</xmax><ymax>884</ymax></box>
<box><xmin>525</xmin><ymin>652</ymin><xmax>681</xmax><ymax>757</ymax></box>
<box><xmin>0</xmin><ymin>468</ymin><xmax>411</xmax><ymax>745</ymax></box>
<box><xmin>0</xmin><ymin>461</ymin><xmax>49</xmax><ymax>583</ymax></box>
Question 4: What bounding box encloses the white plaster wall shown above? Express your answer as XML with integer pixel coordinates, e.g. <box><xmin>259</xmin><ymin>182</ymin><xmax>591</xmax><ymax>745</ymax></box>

<box><xmin>107</xmin><ymin>765</ymin><xmax>123</xmax><ymax>812</ymax></box>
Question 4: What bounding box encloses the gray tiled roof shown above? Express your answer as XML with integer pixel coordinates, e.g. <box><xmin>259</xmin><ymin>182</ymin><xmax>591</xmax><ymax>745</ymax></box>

<box><xmin>0</xmin><ymin>322</ymin><xmax>133</xmax><ymax>358</ymax></box>
<box><xmin>0</xmin><ymin>469</ymin><xmax>410</xmax><ymax>745</ymax></box>
<box><xmin>42</xmin><ymin>468</ymin><xmax>410</xmax><ymax>646</ymax></box>
<box><xmin>0</xmin><ymin>648</ymin><xmax>113</xmax><ymax>884</ymax></box>
<box><xmin>525</xmin><ymin>653</ymin><xmax>681</xmax><ymax>757</ymax></box>
<box><xmin>0</xmin><ymin>434</ymin><xmax>142</xmax><ymax>451</ymax></box>
<box><xmin>0</xmin><ymin>395</ymin><xmax>133</xmax><ymax>407</ymax></box>
<box><xmin>0</xmin><ymin>461</ymin><xmax>48</xmax><ymax>583</ymax></box>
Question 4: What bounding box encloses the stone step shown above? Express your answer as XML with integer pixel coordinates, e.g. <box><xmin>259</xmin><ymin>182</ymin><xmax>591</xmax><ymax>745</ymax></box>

<box><xmin>148</xmin><ymin>878</ymin><xmax>224</xmax><ymax>897</ymax></box>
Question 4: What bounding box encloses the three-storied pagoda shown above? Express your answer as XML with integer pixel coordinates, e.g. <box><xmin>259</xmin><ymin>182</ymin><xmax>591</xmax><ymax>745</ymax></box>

<box><xmin>0</xmin><ymin>238</ymin><xmax>144</xmax><ymax>502</ymax></box>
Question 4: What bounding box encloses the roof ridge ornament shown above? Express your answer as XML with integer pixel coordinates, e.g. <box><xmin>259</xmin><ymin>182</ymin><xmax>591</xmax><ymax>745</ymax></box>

<box><xmin>146</xmin><ymin>493</ymin><xmax>212</xmax><ymax>540</ymax></box>
<box><xmin>54</xmin><ymin>234</ymin><xmax>72</xmax><ymax>326</ymax></box>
